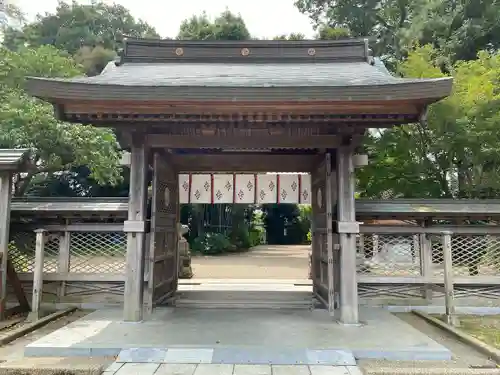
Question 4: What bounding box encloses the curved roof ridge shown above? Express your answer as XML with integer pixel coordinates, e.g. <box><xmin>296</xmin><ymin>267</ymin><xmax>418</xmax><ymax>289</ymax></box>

<box><xmin>122</xmin><ymin>37</ymin><xmax>370</xmax><ymax>64</ymax></box>
<box><xmin>124</xmin><ymin>37</ymin><xmax>370</xmax><ymax>47</ymax></box>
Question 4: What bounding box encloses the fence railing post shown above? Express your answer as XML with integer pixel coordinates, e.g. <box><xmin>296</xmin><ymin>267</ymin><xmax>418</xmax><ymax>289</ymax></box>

<box><xmin>57</xmin><ymin>230</ymin><xmax>71</xmax><ymax>299</ymax></box>
<box><xmin>419</xmin><ymin>220</ymin><xmax>433</xmax><ymax>301</ymax></box>
<box><xmin>27</xmin><ymin>229</ymin><xmax>46</xmax><ymax>321</ymax></box>
<box><xmin>372</xmin><ymin>234</ymin><xmax>379</xmax><ymax>256</ymax></box>
<box><xmin>442</xmin><ymin>231</ymin><xmax>459</xmax><ymax>327</ymax></box>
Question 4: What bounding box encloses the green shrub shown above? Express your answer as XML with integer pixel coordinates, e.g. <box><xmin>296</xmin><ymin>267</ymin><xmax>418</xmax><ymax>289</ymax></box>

<box><xmin>306</xmin><ymin>230</ymin><xmax>312</xmax><ymax>244</ymax></box>
<box><xmin>229</xmin><ymin>226</ymin><xmax>252</xmax><ymax>250</ymax></box>
<box><xmin>248</xmin><ymin>228</ymin><xmax>263</xmax><ymax>247</ymax></box>
<box><xmin>191</xmin><ymin>232</ymin><xmax>235</xmax><ymax>255</ymax></box>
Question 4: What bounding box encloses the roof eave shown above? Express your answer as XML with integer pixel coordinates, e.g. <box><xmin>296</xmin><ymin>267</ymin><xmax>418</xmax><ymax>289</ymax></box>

<box><xmin>25</xmin><ymin>77</ymin><xmax>453</xmax><ymax>104</ymax></box>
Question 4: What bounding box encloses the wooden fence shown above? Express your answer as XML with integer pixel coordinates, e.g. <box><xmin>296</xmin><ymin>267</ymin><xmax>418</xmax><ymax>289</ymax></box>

<box><xmin>7</xmin><ymin>198</ymin><xmax>500</xmax><ymax>311</ymax></box>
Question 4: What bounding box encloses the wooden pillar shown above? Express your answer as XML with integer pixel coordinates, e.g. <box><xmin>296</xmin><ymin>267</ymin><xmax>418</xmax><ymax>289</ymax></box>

<box><xmin>442</xmin><ymin>231</ymin><xmax>459</xmax><ymax>326</ymax></box>
<box><xmin>27</xmin><ymin>229</ymin><xmax>46</xmax><ymax>321</ymax></box>
<box><xmin>330</xmin><ymin>164</ymin><xmax>341</xmax><ymax>310</ymax></box>
<box><xmin>123</xmin><ymin>137</ymin><xmax>149</xmax><ymax>322</ymax></box>
<box><xmin>325</xmin><ymin>153</ymin><xmax>335</xmax><ymax>316</ymax></box>
<box><xmin>0</xmin><ymin>172</ymin><xmax>12</xmax><ymax>319</ymax></box>
<box><xmin>419</xmin><ymin>219</ymin><xmax>433</xmax><ymax>301</ymax></box>
<box><xmin>336</xmin><ymin>146</ymin><xmax>359</xmax><ymax>325</ymax></box>
<box><xmin>57</xmin><ymin>227</ymin><xmax>71</xmax><ymax>299</ymax></box>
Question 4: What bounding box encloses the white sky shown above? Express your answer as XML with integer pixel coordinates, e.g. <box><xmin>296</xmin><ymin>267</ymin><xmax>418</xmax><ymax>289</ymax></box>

<box><xmin>13</xmin><ymin>0</ymin><xmax>316</xmax><ymax>39</ymax></box>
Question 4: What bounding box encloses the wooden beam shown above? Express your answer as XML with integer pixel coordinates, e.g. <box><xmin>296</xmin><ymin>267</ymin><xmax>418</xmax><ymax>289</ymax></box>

<box><xmin>0</xmin><ymin>172</ymin><xmax>12</xmax><ymax>320</ymax></box>
<box><xmin>146</xmin><ymin>134</ymin><xmax>341</xmax><ymax>149</ymax></box>
<box><xmin>170</xmin><ymin>154</ymin><xmax>320</xmax><ymax>172</ymax></box>
<box><xmin>123</xmin><ymin>137</ymin><xmax>148</xmax><ymax>322</ymax></box>
<box><xmin>62</xmin><ymin>99</ymin><xmax>422</xmax><ymax>115</ymax></box>
<box><xmin>27</xmin><ymin>229</ymin><xmax>46</xmax><ymax>321</ymax></box>
<box><xmin>336</xmin><ymin>146</ymin><xmax>359</xmax><ymax>325</ymax></box>
<box><xmin>360</xmin><ymin>225</ymin><xmax>500</xmax><ymax>235</ymax></box>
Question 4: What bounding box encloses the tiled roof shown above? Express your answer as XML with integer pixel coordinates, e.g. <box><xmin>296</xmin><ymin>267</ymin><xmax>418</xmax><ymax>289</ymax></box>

<box><xmin>34</xmin><ymin>60</ymin><xmax>427</xmax><ymax>87</ymax></box>
<box><xmin>25</xmin><ymin>39</ymin><xmax>452</xmax><ymax>103</ymax></box>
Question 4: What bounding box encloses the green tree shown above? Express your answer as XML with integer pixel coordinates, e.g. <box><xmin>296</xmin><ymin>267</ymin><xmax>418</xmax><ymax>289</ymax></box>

<box><xmin>294</xmin><ymin>0</ymin><xmax>421</xmax><ymax>61</ymax></box>
<box><xmin>295</xmin><ymin>0</ymin><xmax>500</xmax><ymax>66</ymax></box>
<box><xmin>178</xmin><ymin>10</ymin><xmax>251</xmax><ymax>40</ymax></box>
<box><xmin>316</xmin><ymin>26</ymin><xmax>350</xmax><ymax>40</ymax></box>
<box><xmin>3</xmin><ymin>1</ymin><xmax>158</xmax><ymax>75</ymax></box>
<box><xmin>357</xmin><ymin>45</ymin><xmax>500</xmax><ymax>198</ymax></box>
<box><xmin>400</xmin><ymin>0</ymin><xmax>500</xmax><ymax>64</ymax></box>
<box><xmin>0</xmin><ymin>45</ymin><xmax>121</xmax><ymax>196</ymax></box>
<box><xmin>273</xmin><ymin>33</ymin><xmax>306</xmax><ymax>40</ymax></box>
<box><xmin>4</xmin><ymin>1</ymin><xmax>158</xmax><ymax>53</ymax></box>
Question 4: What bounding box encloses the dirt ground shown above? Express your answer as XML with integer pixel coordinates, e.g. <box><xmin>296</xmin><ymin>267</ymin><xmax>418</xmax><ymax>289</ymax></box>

<box><xmin>390</xmin><ymin>313</ymin><xmax>497</xmax><ymax>368</ymax></box>
<box><xmin>190</xmin><ymin>244</ymin><xmax>310</xmax><ymax>279</ymax></box>
<box><xmin>456</xmin><ymin>315</ymin><xmax>500</xmax><ymax>349</ymax></box>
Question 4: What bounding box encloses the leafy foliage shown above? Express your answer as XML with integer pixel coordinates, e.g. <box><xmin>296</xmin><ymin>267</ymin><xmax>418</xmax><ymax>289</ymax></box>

<box><xmin>0</xmin><ymin>45</ymin><xmax>121</xmax><ymax>196</ymax></box>
<box><xmin>294</xmin><ymin>0</ymin><xmax>500</xmax><ymax>67</ymax></box>
<box><xmin>273</xmin><ymin>33</ymin><xmax>306</xmax><ymax>40</ymax></box>
<box><xmin>400</xmin><ymin>0</ymin><xmax>500</xmax><ymax>64</ymax></box>
<box><xmin>358</xmin><ymin>46</ymin><xmax>500</xmax><ymax>198</ymax></box>
<box><xmin>262</xmin><ymin>204</ymin><xmax>311</xmax><ymax>245</ymax></box>
<box><xmin>3</xmin><ymin>1</ymin><xmax>158</xmax><ymax>76</ymax></box>
<box><xmin>178</xmin><ymin>10</ymin><xmax>250</xmax><ymax>41</ymax></box>
<box><xmin>3</xmin><ymin>0</ymin><xmax>158</xmax><ymax>53</ymax></box>
<box><xmin>191</xmin><ymin>232</ymin><xmax>236</xmax><ymax>255</ymax></box>
<box><xmin>294</xmin><ymin>0</ymin><xmax>420</xmax><ymax>61</ymax></box>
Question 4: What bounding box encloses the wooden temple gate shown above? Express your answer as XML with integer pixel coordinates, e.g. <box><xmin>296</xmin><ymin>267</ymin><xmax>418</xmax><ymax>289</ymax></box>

<box><xmin>146</xmin><ymin>154</ymin><xmax>180</xmax><ymax>315</ymax></box>
<box><xmin>25</xmin><ymin>38</ymin><xmax>452</xmax><ymax>323</ymax></box>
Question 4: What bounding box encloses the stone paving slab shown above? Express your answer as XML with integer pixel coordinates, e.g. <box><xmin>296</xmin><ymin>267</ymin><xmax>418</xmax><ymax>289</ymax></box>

<box><xmin>24</xmin><ymin>307</ymin><xmax>452</xmax><ymax>361</ymax></box>
<box><xmin>114</xmin><ymin>347</ymin><xmax>356</xmax><ymax>365</ymax></box>
<box><xmin>107</xmin><ymin>363</ymin><xmax>364</xmax><ymax>375</ymax></box>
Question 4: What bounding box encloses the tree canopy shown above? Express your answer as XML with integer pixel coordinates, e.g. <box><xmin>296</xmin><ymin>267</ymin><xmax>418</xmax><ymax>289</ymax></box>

<box><xmin>177</xmin><ymin>10</ymin><xmax>251</xmax><ymax>40</ymax></box>
<box><xmin>295</xmin><ymin>0</ymin><xmax>500</xmax><ymax>66</ymax></box>
<box><xmin>3</xmin><ymin>0</ymin><xmax>158</xmax><ymax>53</ymax></box>
<box><xmin>0</xmin><ymin>44</ymin><xmax>121</xmax><ymax>196</ymax></box>
<box><xmin>357</xmin><ymin>46</ymin><xmax>500</xmax><ymax>198</ymax></box>
<box><xmin>3</xmin><ymin>1</ymin><xmax>159</xmax><ymax>76</ymax></box>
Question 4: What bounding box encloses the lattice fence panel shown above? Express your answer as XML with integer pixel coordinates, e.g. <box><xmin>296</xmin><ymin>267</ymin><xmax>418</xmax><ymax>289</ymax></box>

<box><xmin>357</xmin><ymin>234</ymin><xmax>421</xmax><ymax>276</ymax></box>
<box><xmin>8</xmin><ymin>231</ymin><xmax>59</xmax><ymax>273</ymax></box>
<box><xmin>69</xmin><ymin>232</ymin><xmax>126</xmax><ymax>273</ymax></box>
<box><xmin>358</xmin><ymin>283</ymin><xmax>424</xmax><ymax>299</ymax></box>
<box><xmin>430</xmin><ymin>235</ymin><xmax>500</xmax><ymax>277</ymax></box>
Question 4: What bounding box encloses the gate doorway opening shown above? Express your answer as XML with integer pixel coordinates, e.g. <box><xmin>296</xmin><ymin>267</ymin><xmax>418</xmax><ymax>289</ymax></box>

<box><xmin>174</xmin><ymin>172</ymin><xmax>313</xmax><ymax>309</ymax></box>
<box><xmin>179</xmin><ymin>173</ymin><xmax>312</xmax><ymax>281</ymax></box>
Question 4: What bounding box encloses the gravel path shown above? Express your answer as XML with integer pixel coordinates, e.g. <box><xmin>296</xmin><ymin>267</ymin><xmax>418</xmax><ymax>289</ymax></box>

<box><xmin>190</xmin><ymin>244</ymin><xmax>310</xmax><ymax>279</ymax></box>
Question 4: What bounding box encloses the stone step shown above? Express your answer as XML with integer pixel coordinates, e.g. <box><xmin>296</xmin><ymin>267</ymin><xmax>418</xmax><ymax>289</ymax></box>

<box><xmin>176</xmin><ymin>300</ymin><xmax>315</xmax><ymax>309</ymax></box>
<box><xmin>175</xmin><ymin>289</ymin><xmax>318</xmax><ymax>309</ymax></box>
<box><xmin>177</xmin><ymin>290</ymin><xmax>313</xmax><ymax>300</ymax></box>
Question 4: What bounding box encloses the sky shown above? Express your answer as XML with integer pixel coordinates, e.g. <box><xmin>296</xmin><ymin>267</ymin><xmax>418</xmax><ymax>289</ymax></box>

<box><xmin>12</xmin><ymin>0</ymin><xmax>316</xmax><ymax>39</ymax></box>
